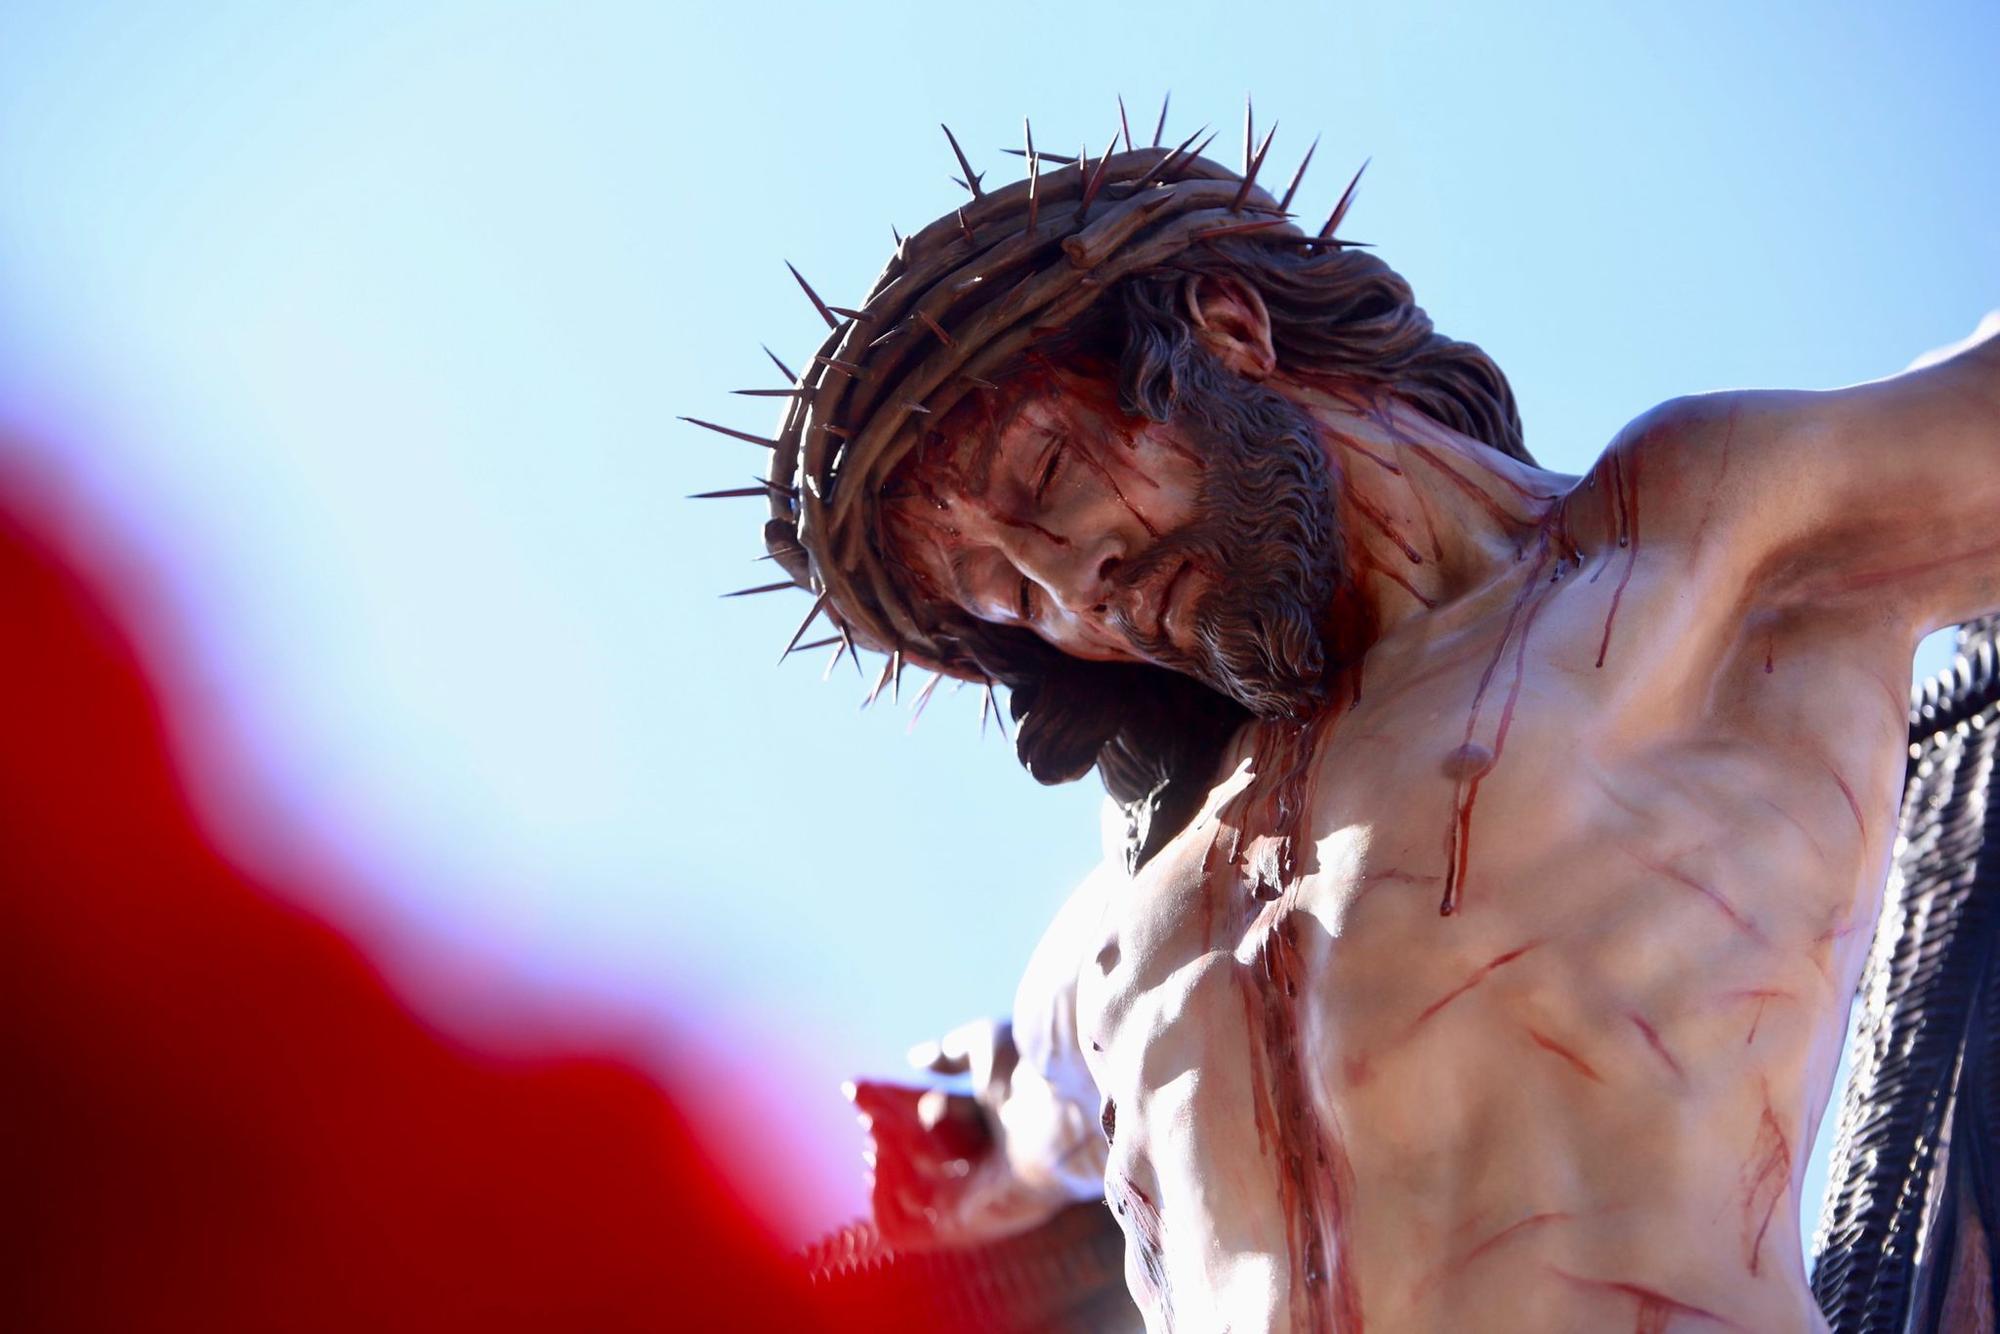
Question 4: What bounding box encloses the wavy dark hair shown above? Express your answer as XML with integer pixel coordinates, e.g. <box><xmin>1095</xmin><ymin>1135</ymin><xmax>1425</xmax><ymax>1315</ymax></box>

<box><xmin>909</xmin><ymin>238</ymin><xmax>1527</xmax><ymax>868</ymax></box>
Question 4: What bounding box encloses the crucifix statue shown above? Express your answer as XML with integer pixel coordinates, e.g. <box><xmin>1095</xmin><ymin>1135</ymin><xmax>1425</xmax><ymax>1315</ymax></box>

<box><xmin>692</xmin><ymin>100</ymin><xmax>2000</xmax><ymax>1332</ymax></box>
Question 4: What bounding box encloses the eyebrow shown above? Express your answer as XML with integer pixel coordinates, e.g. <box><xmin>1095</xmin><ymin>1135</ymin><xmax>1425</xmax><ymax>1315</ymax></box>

<box><xmin>946</xmin><ymin>549</ymin><xmax>980</xmax><ymax>611</ymax></box>
<box><xmin>964</xmin><ymin>380</ymin><xmax>1064</xmax><ymax>495</ymax></box>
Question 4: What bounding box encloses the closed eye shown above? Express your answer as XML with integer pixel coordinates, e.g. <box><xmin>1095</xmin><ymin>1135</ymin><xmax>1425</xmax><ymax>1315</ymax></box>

<box><xmin>1016</xmin><ymin>575</ymin><xmax>1038</xmax><ymax>622</ymax></box>
<box><xmin>1032</xmin><ymin>437</ymin><xmax>1067</xmax><ymax>502</ymax></box>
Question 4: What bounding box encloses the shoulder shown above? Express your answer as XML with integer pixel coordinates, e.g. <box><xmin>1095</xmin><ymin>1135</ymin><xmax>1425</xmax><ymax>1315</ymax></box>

<box><xmin>1580</xmin><ymin>389</ymin><xmax>1829</xmax><ymax>577</ymax></box>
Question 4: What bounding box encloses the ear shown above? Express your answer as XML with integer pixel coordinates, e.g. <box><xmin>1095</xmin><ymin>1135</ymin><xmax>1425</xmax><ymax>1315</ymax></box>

<box><xmin>1182</xmin><ymin>274</ymin><xmax>1276</xmax><ymax>381</ymax></box>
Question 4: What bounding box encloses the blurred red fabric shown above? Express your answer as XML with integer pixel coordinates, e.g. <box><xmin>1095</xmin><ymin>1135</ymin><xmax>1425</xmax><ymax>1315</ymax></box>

<box><xmin>0</xmin><ymin>467</ymin><xmax>884</xmax><ymax>1331</ymax></box>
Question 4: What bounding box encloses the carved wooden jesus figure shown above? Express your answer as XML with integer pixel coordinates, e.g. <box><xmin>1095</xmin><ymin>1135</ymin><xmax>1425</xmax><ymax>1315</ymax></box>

<box><xmin>721</xmin><ymin>121</ymin><xmax>2000</xmax><ymax>1332</ymax></box>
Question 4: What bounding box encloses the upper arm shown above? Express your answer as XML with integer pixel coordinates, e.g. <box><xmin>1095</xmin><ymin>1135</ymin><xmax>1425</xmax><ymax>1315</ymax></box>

<box><xmin>1641</xmin><ymin>315</ymin><xmax>2000</xmax><ymax>634</ymax></box>
<box><xmin>1000</xmin><ymin>845</ymin><xmax>1118</xmax><ymax>1201</ymax></box>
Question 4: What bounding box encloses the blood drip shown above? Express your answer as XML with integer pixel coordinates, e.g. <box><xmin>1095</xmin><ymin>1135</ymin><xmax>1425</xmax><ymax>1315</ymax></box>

<box><xmin>1241</xmin><ymin>912</ymin><xmax>1365</xmax><ymax>1332</ymax></box>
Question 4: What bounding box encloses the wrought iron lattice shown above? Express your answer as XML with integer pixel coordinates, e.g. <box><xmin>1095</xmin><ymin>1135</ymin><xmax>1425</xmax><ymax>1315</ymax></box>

<box><xmin>1813</xmin><ymin>616</ymin><xmax>2000</xmax><ymax>1332</ymax></box>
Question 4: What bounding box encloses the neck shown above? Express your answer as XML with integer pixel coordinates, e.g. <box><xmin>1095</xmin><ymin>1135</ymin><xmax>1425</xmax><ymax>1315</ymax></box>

<box><xmin>1282</xmin><ymin>376</ymin><xmax>1574</xmax><ymax>640</ymax></box>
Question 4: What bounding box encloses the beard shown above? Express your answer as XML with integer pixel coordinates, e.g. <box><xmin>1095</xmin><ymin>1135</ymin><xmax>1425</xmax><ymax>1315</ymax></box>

<box><xmin>1107</xmin><ymin>358</ymin><xmax>1347</xmax><ymax>718</ymax></box>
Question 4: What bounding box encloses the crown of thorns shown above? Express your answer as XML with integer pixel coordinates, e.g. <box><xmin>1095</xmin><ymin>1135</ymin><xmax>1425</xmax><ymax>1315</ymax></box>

<box><xmin>687</xmin><ymin>98</ymin><xmax>1367</xmax><ymax>729</ymax></box>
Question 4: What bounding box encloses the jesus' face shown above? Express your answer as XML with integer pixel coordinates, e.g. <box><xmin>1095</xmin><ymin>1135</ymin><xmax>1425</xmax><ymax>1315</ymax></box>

<box><xmin>882</xmin><ymin>357</ymin><xmax>1349</xmax><ymax>718</ymax></box>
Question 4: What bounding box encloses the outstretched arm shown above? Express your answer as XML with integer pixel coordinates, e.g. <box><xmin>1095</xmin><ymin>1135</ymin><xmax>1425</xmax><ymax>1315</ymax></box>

<box><xmin>1669</xmin><ymin>311</ymin><xmax>2000</xmax><ymax>634</ymax></box>
<box><xmin>851</xmin><ymin>852</ymin><xmax>1117</xmax><ymax>1249</ymax></box>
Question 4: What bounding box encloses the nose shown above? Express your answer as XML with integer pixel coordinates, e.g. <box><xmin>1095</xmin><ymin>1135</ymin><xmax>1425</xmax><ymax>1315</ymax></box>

<box><xmin>1005</xmin><ymin>527</ymin><xmax>1128</xmax><ymax>615</ymax></box>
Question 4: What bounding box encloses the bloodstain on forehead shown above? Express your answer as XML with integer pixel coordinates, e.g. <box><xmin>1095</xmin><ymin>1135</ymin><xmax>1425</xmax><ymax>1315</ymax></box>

<box><xmin>891</xmin><ymin>353</ymin><xmax>1135</xmax><ymax>500</ymax></box>
<box><xmin>876</xmin><ymin>352</ymin><xmax>1184</xmax><ymax>620</ymax></box>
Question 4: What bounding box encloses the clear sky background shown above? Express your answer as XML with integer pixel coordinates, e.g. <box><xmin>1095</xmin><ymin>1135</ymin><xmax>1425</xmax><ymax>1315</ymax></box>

<box><xmin>2</xmin><ymin>0</ymin><xmax>1994</xmax><ymax>1253</ymax></box>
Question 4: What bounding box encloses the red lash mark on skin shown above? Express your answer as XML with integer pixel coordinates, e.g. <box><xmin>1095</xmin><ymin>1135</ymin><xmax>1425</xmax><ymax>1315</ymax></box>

<box><xmin>1866</xmin><ymin>666</ymin><xmax>1910</xmax><ymax>721</ymax></box>
<box><xmin>1819</xmin><ymin>759</ymin><xmax>1867</xmax><ymax>841</ymax></box>
<box><xmin>1369</xmin><ymin>867</ymin><xmax>1443</xmax><ymax>885</ymax></box>
<box><xmin>1825</xmin><ymin>532</ymin><xmax>2000</xmax><ymax>594</ymax></box>
<box><xmin>1325</xmin><ymin>429</ymin><xmax>1404</xmax><ymax>475</ymax></box>
<box><xmin>1441</xmin><ymin>530</ymin><xmax>1557</xmax><ymax>915</ymax></box>
<box><xmin>1751</xmin><ymin>795</ymin><xmax>1827</xmax><ymax>863</ymax></box>
<box><xmin>1721</xmin><ymin>988</ymin><xmax>1797</xmax><ymax>1044</ymax></box>
<box><xmin>1743</xmin><ymin>997</ymin><xmax>1773</xmax><ymax>1045</ymax></box>
<box><xmin>1593</xmin><ymin>772</ymin><xmax>1651</xmax><ymax>821</ymax></box>
<box><xmin>1406</xmin><ymin>475</ymin><xmax>1447</xmax><ymax>561</ymax></box>
<box><xmin>1687</xmin><ymin>403</ymin><xmax>1738</xmax><ymax>554</ymax></box>
<box><xmin>1739</xmin><ymin>1091</ymin><xmax>1791</xmax><ymax>1276</ymax></box>
<box><xmin>1412</xmin><ymin>941</ymin><xmax>1544</xmax><ymax>1028</ymax></box>
<box><xmin>1524</xmin><ymin>1026</ymin><xmax>1605</xmax><ymax>1083</ymax></box>
<box><xmin>989</xmin><ymin>512</ymin><xmax>1071</xmax><ymax>546</ymax></box>
<box><xmin>1620</xmin><ymin>846</ymin><xmax>1763</xmax><ymax>940</ymax></box>
<box><xmin>1594</xmin><ymin>444</ymin><xmax>1642</xmax><ymax>667</ymax></box>
<box><xmin>1412</xmin><ymin>1211</ymin><xmax>1571</xmax><ymax>1299</ymax></box>
<box><xmin>1407</xmin><ymin>442</ymin><xmax>1528</xmax><ymax>529</ymax></box>
<box><xmin>1064</xmin><ymin>439</ymin><xmax>1162</xmax><ymax>539</ymax></box>
<box><xmin>1365</xmin><ymin>557</ymin><xmax>1438</xmax><ymax>609</ymax></box>
<box><xmin>1349</xmin><ymin>490</ymin><xmax>1425</xmax><ymax>564</ymax></box>
<box><xmin>1628</xmin><ymin>1013</ymin><xmax>1686</xmax><ymax>1083</ymax></box>
<box><xmin>1548</xmin><ymin>1268</ymin><xmax>1742</xmax><ymax>1331</ymax></box>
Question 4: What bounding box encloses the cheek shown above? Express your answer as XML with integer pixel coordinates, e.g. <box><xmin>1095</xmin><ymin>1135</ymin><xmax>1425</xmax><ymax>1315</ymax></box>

<box><xmin>1116</xmin><ymin>427</ymin><xmax>1203</xmax><ymax>528</ymax></box>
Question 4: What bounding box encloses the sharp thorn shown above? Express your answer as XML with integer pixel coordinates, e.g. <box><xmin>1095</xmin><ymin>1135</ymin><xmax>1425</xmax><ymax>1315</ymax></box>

<box><xmin>784</xmin><ymin>260</ymin><xmax>840</xmax><ymax>330</ymax></box>
<box><xmin>1144</xmin><ymin>125</ymin><xmax>1208</xmax><ymax>184</ymax></box>
<box><xmin>821</xmin><ymin>639</ymin><xmax>848</xmax><ymax>680</ymax></box>
<box><xmin>812</xmin><ymin>354</ymin><xmax>864</xmax><ymax>378</ymax></box>
<box><xmin>1117</xmin><ymin>94</ymin><xmax>1134</xmax><ymax>153</ymax></box>
<box><xmin>978</xmin><ymin>684</ymin><xmax>992</xmax><ymax>736</ymax></box>
<box><xmin>1277</xmin><ymin>133</ymin><xmax>1319</xmax><ymax>214</ymax></box>
<box><xmin>1319</xmin><ymin>157</ymin><xmax>1370</xmax><ymax>240</ymax></box>
<box><xmin>985</xmin><ymin>683</ymin><xmax>1011</xmax><ymax>742</ymax></box>
<box><xmin>906</xmin><ymin>670</ymin><xmax>944</xmax><ymax>733</ymax></box>
<box><xmin>891</xmin><ymin>224</ymin><xmax>903</xmax><ymax>246</ymax></box>
<box><xmin>957</xmin><ymin>207</ymin><xmax>977</xmax><ymax>247</ymax></box>
<box><xmin>1230</xmin><ymin>121</ymin><xmax>1278</xmax><ymax>212</ymax></box>
<box><xmin>679</xmin><ymin>415</ymin><xmax>779</xmax><ymax>449</ymax></box>
<box><xmin>826</xmin><ymin>305</ymin><xmax>874</xmax><ymax>322</ymax></box>
<box><xmin>762</xmin><ymin>344</ymin><xmax>799</xmax><ymax>383</ymax></box>
<box><xmin>721</xmin><ymin>580</ymin><xmax>799</xmax><ymax>598</ymax></box>
<box><xmin>777</xmin><ymin>591</ymin><xmax>831</xmax><ymax>662</ymax></box>
<box><xmin>892</xmin><ymin>649</ymin><xmax>904</xmax><ymax>705</ymax></box>
<box><xmin>1193</xmin><ymin>217</ymin><xmax>1293</xmax><ymax>242</ymax></box>
<box><xmin>1001</xmin><ymin>146</ymin><xmax>1078</xmax><ymax>165</ymax></box>
<box><xmin>914</xmin><ymin>308</ymin><xmax>957</xmax><ymax>348</ymax></box>
<box><xmin>941</xmin><ymin>123</ymin><xmax>985</xmax><ymax>199</ymax></box>
<box><xmin>690</xmin><ymin>484</ymin><xmax>781</xmax><ymax>500</ymax></box>
<box><xmin>730</xmin><ymin>387</ymin><xmax>804</xmax><ymax>398</ymax></box>
<box><xmin>899</xmin><ymin>400</ymin><xmax>931</xmax><ymax>414</ymax></box>
<box><xmin>863</xmin><ymin>652</ymin><xmax>896</xmax><ymax>709</ymax></box>
<box><xmin>1243</xmin><ymin>95</ymin><xmax>1253</xmax><ymax>176</ymax></box>
<box><xmin>1025</xmin><ymin>118</ymin><xmax>1040</xmax><ymax>232</ymax></box>
<box><xmin>1153</xmin><ymin>91</ymin><xmax>1170</xmax><ymax>148</ymax></box>
<box><xmin>789</xmin><ymin>635</ymin><xmax>839</xmax><ymax>653</ymax></box>
<box><xmin>1075</xmin><ymin>127</ymin><xmax>1121</xmax><ymax>222</ymax></box>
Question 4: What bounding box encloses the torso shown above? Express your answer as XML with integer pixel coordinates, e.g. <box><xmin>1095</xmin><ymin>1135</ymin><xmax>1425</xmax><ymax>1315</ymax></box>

<box><xmin>1073</xmin><ymin>414</ymin><xmax>1917</xmax><ymax>1332</ymax></box>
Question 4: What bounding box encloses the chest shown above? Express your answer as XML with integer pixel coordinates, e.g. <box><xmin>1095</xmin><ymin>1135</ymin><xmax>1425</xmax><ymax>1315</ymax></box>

<box><xmin>1076</xmin><ymin>553</ymin><xmax>1908</xmax><ymax>1112</ymax></box>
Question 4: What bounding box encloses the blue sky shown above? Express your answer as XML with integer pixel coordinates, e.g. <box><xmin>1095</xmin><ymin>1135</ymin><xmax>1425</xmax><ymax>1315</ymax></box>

<box><xmin>2</xmin><ymin>0</ymin><xmax>1993</xmax><ymax>1246</ymax></box>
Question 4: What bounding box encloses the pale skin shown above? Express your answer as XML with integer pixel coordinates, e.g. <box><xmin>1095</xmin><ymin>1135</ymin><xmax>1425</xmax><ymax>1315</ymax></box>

<box><xmin>859</xmin><ymin>286</ymin><xmax>2000</xmax><ymax>1332</ymax></box>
